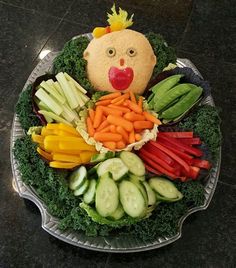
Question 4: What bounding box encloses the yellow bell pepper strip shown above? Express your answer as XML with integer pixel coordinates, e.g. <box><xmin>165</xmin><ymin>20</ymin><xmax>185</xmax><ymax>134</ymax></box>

<box><xmin>80</xmin><ymin>151</ymin><xmax>96</xmax><ymax>163</ymax></box>
<box><xmin>32</xmin><ymin>133</ymin><xmax>44</xmax><ymax>144</ymax></box>
<box><xmin>49</xmin><ymin>161</ymin><xmax>80</xmax><ymax>169</ymax></box>
<box><xmin>36</xmin><ymin>147</ymin><xmax>52</xmax><ymax>161</ymax></box>
<box><xmin>52</xmin><ymin>153</ymin><xmax>82</xmax><ymax>163</ymax></box>
<box><xmin>41</xmin><ymin>127</ymin><xmax>56</xmax><ymax>136</ymax></box>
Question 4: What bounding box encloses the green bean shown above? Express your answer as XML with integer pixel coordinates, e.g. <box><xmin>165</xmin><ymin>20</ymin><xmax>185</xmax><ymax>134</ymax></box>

<box><xmin>154</xmin><ymin>83</ymin><xmax>196</xmax><ymax>112</ymax></box>
<box><xmin>161</xmin><ymin>86</ymin><xmax>203</xmax><ymax>119</ymax></box>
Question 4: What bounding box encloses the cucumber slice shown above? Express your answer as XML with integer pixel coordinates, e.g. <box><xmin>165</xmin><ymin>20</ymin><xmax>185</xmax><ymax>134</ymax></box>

<box><xmin>90</xmin><ymin>152</ymin><xmax>116</xmax><ymax>163</ymax></box>
<box><xmin>119</xmin><ymin>180</ymin><xmax>146</xmax><ymax>218</ymax></box>
<box><xmin>95</xmin><ymin>172</ymin><xmax>119</xmax><ymax>217</ymax></box>
<box><xmin>87</xmin><ymin>163</ymin><xmax>100</xmax><ymax>176</ymax></box>
<box><xmin>120</xmin><ymin>151</ymin><xmax>145</xmax><ymax>177</ymax></box>
<box><xmin>156</xmin><ymin>191</ymin><xmax>183</xmax><ymax>202</ymax></box>
<box><xmin>109</xmin><ymin>203</ymin><xmax>125</xmax><ymax>220</ymax></box>
<box><xmin>69</xmin><ymin>166</ymin><xmax>87</xmax><ymax>190</ymax></box>
<box><xmin>129</xmin><ymin>173</ymin><xmax>145</xmax><ymax>182</ymax></box>
<box><xmin>142</xmin><ymin>181</ymin><xmax>157</xmax><ymax>206</ymax></box>
<box><xmin>74</xmin><ymin>179</ymin><xmax>89</xmax><ymax>196</ymax></box>
<box><xmin>83</xmin><ymin>179</ymin><xmax>96</xmax><ymax>204</ymax></box>
<box><xmin>129</xmin><ymin>176</ymin><xmax>148</xmax><ymax>206</ymax></box>
<box><xmin>149</xmin><ymin>177</ymin><xmax>181</xmax><ymax>199</ymax></box>
<box><xmin>97</xmin><ymin>158</ymin><xmax>128</xmax><ymax>181</ymax></box>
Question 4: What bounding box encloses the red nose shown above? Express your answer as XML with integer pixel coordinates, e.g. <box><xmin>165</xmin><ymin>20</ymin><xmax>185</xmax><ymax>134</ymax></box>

<box><xmin>120</xmin><ymin>58</ymin><xmax>125</xmax><ymax>66</ymax></box>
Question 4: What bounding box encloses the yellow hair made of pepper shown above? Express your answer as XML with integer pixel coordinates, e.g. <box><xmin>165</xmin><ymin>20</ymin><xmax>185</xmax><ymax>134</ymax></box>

<box><xmin>92</xmin><ymin>4</ymin><xmax>134</xmax><ymax>38</ymax></box>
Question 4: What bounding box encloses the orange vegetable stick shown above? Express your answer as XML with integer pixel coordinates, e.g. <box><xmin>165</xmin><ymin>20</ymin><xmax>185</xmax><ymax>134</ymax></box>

<box><xmin>102</xmin><ymin>115</ymin><xmax>106</xmax><ymax>121</ymax></box>
<box><xmin>99</xmin><ymin>92</ymin><xmax>121</xmax><ymax>101</ymax></box>
<box><xmin>116</xmin><ymin>126</ymin><xmax>129</xmax><ymax>143</ymax></box>
<box><xmin>116</xmin><ymin>140</ymin><xmax>126</xmax><ymax>149</ymax></box>
<box><xmin>135</xmin><ymin>133</ymin><xmax>142</xmax><ymax>141</ymax></box>
<box><xmin>88</xmin><ymin>109</ymin><xmax>95</xmax><ymax>123</ymax></box>
<box><xmin>111</xmin><ymin>92</ymin><xmax>129</xmax><ymax>104</ymax></box>
<box><xmin>37</xmin><ymin>147</ymin><xmax>52</xmax><ymax>161</ymax></box>
<box><xmin>143</xmin><ymin>111</ymin><xmax>162</xmax><ymax>125</ymax></box>
<box><xmin>123</xmin><ymin>100</ymin><xmax>129</xmax><ymax>106</ymax></box>
<box><xmin>126</xmin><ymin>100</ymin><xmax>142</xmax><ymax>114</ymax></box>
<box><xmin>100</xmin><ymin>125</ymin><xmax>112</xmax><ymax>133</ymax></box>
<box><xmin>94</xmin><ymin>132</ymin><xmax>122</xmax><ymax>142</ymax></box>
<box><xmin>124</xmin><ymin>112</ymin><xmax>146</xmax><ymax>122</ymax></box>
<box><xmin>93</xmin><ymin>107</ymin><xmax>103</xmax><ymax>128</ymax></box>
<box><xmin>86</xmin><ymin>117</ymin><xmax>95</xmax><ymax>137</ymax></box>
<box><xmin>100</xmin><ymin>106</ymin><xmax>123</xmax><ymax>116</ymax></box>
<box><xmin>134</xmin><ymin>121</ymin><xmax>154</xmax><ymax>130</ymax></box>
<box><xmin>129</xmin><ymin>91</ymin><xmax>137</xmax><ymax>104</ymax></box>
<box><xmin>108</xmin><ymin>104</ymin><xmax>131</xmax><ymax>113</ymax></box>
<box><xmin>103</xmin><ymin>141</ymin><xmax>116</xmax><ymax>151</ymax></box>
<box><xmin>110</xmin><ymin>125</ymin><xmax>116</xmax><ymax>133</ymax></box>
<box><xmin>96</xmin><ymin>119</ymin><xmax>109</xmax><ymax>131</ymax></box>
<box><xmin>129</xmin><ymin>131</ymin><xmax>135</xmax><ymax>144</ymax></box>
<box><xmin>138</xmin><ymin>96</ymin><xmax>143</xmax><ymax>110</ymax></box>
<box><xmin>95</xmin><ymin>99</ymin><xmax>111</xmax><ymax>106</ymax></box>
<box><xmin>107</xmin><ymin>115</ymin><xmax>133</xmax><ymax>132</ymax></box>
<box><xmin>112</xmin><ymin>98</ymin><xmax>125</xmax><ymax>106</ymax></box>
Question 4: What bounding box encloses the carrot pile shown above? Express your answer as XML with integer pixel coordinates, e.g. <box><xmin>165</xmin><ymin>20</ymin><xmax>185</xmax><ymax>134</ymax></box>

<box><xmin>31</xmin><ymin>123</ymin><xmax>97</xmax><ymax>169</ymax></box>
<box><xmin>86</xmin><ymin>91</ymin><xmax>162</xmax><ymax>150</ymax></box>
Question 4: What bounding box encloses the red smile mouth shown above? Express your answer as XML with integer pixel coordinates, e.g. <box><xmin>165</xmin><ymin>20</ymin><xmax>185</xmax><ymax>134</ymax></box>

<box><xmin>108</xmin><ymin>67</ymin><xmax>134</xmax><ymax>91</ymax></box>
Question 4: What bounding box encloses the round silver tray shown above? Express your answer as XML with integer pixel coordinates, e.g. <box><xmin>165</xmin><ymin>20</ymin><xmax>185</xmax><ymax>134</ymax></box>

<box><xmin>10</xmin><ymin>34</ymin><xmax>221</xmax><ymax>253</ymax></box>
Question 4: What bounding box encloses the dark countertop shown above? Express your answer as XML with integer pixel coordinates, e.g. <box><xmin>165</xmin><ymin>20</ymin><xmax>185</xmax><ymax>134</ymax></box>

<box><xmin>1</xmin><ymin>0</ymin><xmax>236</xmax><ymax>267</ymax></box>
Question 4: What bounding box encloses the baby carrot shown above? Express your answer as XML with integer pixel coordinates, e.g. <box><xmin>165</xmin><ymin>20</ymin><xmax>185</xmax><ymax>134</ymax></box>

<box><xmin>111</xmin><ymin>92</ymin><xmax>129</xmax><ymax>104</ymax></box>
<box><xmin>129</xmin><ymin>131</ymin><xmax>135</xmax><ymax>144</ymax></box>
<box><xmin>100</xmin><ymin>125</ymin><xmax>112</xmax><ymax>133</ymax></box>
<box><xmin>94</xmin><ymin>132</ymin><xmax>122</xmax><ymax>142</ymax></box>
<box><xmin>116</xmin><ymin>140</ymin><xmax>126</xmax><ymax>149</ymax></box>
<box><xmin>102</xmin><ymin>115</ymin><xmax>106</xmax><ymax>121</ymax></box>
<box><xmin>100</xmin><ymin>106</ymin><xmax>123</xmax><ymax>116</ymax></box>
<box><xmin>129</xmin><ymin>91</ymin><xmax>137</xmax><ymax>104</ymax></box>
<box><xmin>143</xmin><ymin>111</ymin><xmax>162</xmax><ymax>125</ymax></box>
<box><xmin>93</xmin><ymin>107</ymin><xmax>103</xmax><ymax>128</ymax></box>
<box><xmin>124</xmin><ymin>112</ymin><xmax>146</xmax><ymax>121</ymax></box>
<box><xmin>103</xmin><ymin>141</ymin><xmax>116</xmax><ymax>151</ymax></box>
<box><xmin>126</xmin><ymin>100</ymin><xmax>142</xmax><ymax>114</ymax></box>
<box><xmin>135</xmin><ymin>133</ymin><xmax>142</xmax><ymax>141</ymax></box>
<box><xmin>116</xmin><ymin>126</ymin><xmax>129</xmax><ymax>143</ymax></box>
<box><xmin>95</xmin><ymin>99</ymin><xmax>111</xmax><ymax>106</ymax></box>
<box><xmin>107</xmin><ymin>115</ymin><xmax>133</xmax><ymax>132</ymax></box>
<box><xmin>110</xmin><ymin>125</ymin><xmax>116</xmax><ymax>133</ymax></box>
<box><xmin>114</xmin><ymin>98</ymin><xmax>125</xmax><ymax>105</ymax></box>
<box><xmin>88</xmin><ymin>109</ymin><xmax>95</xmax><ymax>123</ymax></box>
<box><xmin>96</xmin><ymin>119</ymin><xmax>109</xmax><ymax>131</ymax></box>
<box><xmin>86</xmin><ymin>117</ymin><xmax>95</xmax><ymax>137</ymax></box>
<box><xmin>99</xmin><ymin>92</ymin><xmax>121</xmax><ymax>101</ymax></box>
<box><xmin>138</xmin><ymin>96</ymin><xmax>143</xmax><ymax>110</ymax></box>
<box><xmin>134</xmin><ymin>121</ymin><xmax>154</xmax><ymax>130</ymax></box>
<box><xmin>108</xmin><ymin>104</ymin><xmax>131</xmax><ymax>113</ymax></box>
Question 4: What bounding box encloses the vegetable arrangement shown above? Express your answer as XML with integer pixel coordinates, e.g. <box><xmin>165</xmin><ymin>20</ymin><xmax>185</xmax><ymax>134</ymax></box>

<box><xmin>13</xmin><ymin>31</ymin><xmax>221</xmax><ymax>245</ymax></box>
<box><xmin>87</xmin><ymin>91</ymin><xmax>161</xmax><ymax>150</ymax></box>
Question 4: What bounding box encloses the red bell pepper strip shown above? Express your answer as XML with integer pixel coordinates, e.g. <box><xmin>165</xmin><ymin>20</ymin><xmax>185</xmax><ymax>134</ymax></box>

<box><xmin>139</xmin><ymin>148</ymin><xmax>177</xmax><ymax>173</ymax></box>
<box><xmin>187</xmin><ymin>166</ymin><xmax>200</xmax><ymax>180</ymax></box>
<box><xmin>157</xmin><ymin>135</ymin><xmax>203</xmax><ymax>157</ymax></box>
<box><xmin>142</xmin><ymin>143</ymin><xmax>175</xmax><ymax>166</ymax></box>
<box><xmin>191</xmin><ymin>159</ymin><xmax>211</xmax><ymax>169</ymax></box>
<box><xmin>144</xmin><ymin>163</ymin><xmax>161</xmax><ymax>175</ymax></box>
<box><xmin>138</xmin><ymin>152</ymin><xmax>178</xmax><ymax>179</ymax></box>
<box><xmin>150</xmin><ymin>141</ymin><xmax>190</xmax><ymax>173</ymax></box>
<box><xmin>178</xmin><ymin>138</ymin><xmax>201</xmax><ymax>145</ymax></box>
<box><xmin>158</xmin><ymin>131</ymin><xmax>193</xmax><ymax>139</ymax></box>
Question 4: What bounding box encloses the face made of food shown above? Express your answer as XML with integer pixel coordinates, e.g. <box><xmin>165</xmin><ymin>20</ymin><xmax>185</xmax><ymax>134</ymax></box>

<box><xmin>84</xmin><ymin>29</ymin><xmax>156</xmax><ymax>95</ymax></box>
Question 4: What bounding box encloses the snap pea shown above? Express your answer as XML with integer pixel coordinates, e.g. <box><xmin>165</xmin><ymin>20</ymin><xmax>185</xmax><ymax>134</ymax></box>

<box><xmin>161</xmin><ymin>86</ymin><xmax>203</xmax><ymax>119</ymax></box>
<box><xmin>154</xmin><ymin>83</ymin><xmax>196</xmax><ymax>112</ymax></box>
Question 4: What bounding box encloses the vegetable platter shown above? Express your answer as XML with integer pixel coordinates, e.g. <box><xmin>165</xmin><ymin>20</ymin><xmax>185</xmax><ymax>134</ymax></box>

<box><xmin>11</xmin><ymin>27</ymin><xmax>221</xmax><ymax>252</ymax></box>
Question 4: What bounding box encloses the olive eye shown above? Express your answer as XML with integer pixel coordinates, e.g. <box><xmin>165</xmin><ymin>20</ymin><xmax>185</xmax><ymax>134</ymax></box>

<box><xmin>106</xmin><ymin>47</ymin><xmax>116</xmax><ymax>57</ymax></box>
<box><xmin>126</xmin><ymin>47</ymin><xmax>137</xmax><ymax>57</ymax></box>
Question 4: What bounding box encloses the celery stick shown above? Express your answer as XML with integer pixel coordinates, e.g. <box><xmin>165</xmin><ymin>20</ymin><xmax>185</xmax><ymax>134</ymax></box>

<box><xmin>56</xmin><ymin>72</ymin><xmax>79</xmax><ymax>110</ymax></box>
<box><xmin>35</xmin><ymin>99</ymin><xmax>53</xmax><ymax>123</ymax></box>
<box><xmin>40</xmin><ymin>81</ymin><xmax>66</xmax><ymax>104</ymax></box>
<box><xmin>35</xmin><ymin>88</ymin><xmax>63</xmax><ymax>115</ymax></box>
<box><xmin>68</xmin><ymin>80</ymin><xmax>85</xmax><ymax>107</ymax></box>
<box><xmin>46</xmin><ymin>79</ymin><xmax>61</xmax><ymax>95</ymax></box>
<box><xmin>38</xmin><ymin>110</ymin><xmax>73</xmax><ymax>126</ymax></box>
<box><xmin>54</xmin><ymin>81</ymin><xmax>66</xmax><ymax>98</ymax></box>
<box><xmin>76</xmin><ymin>88</ymin><xmax>90</xmax><ymax>103</ymax></box>
<box><xmin>64</xmin><ymin>72</ymin><xmax>87</xmax><ymax>94</ymax></box>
